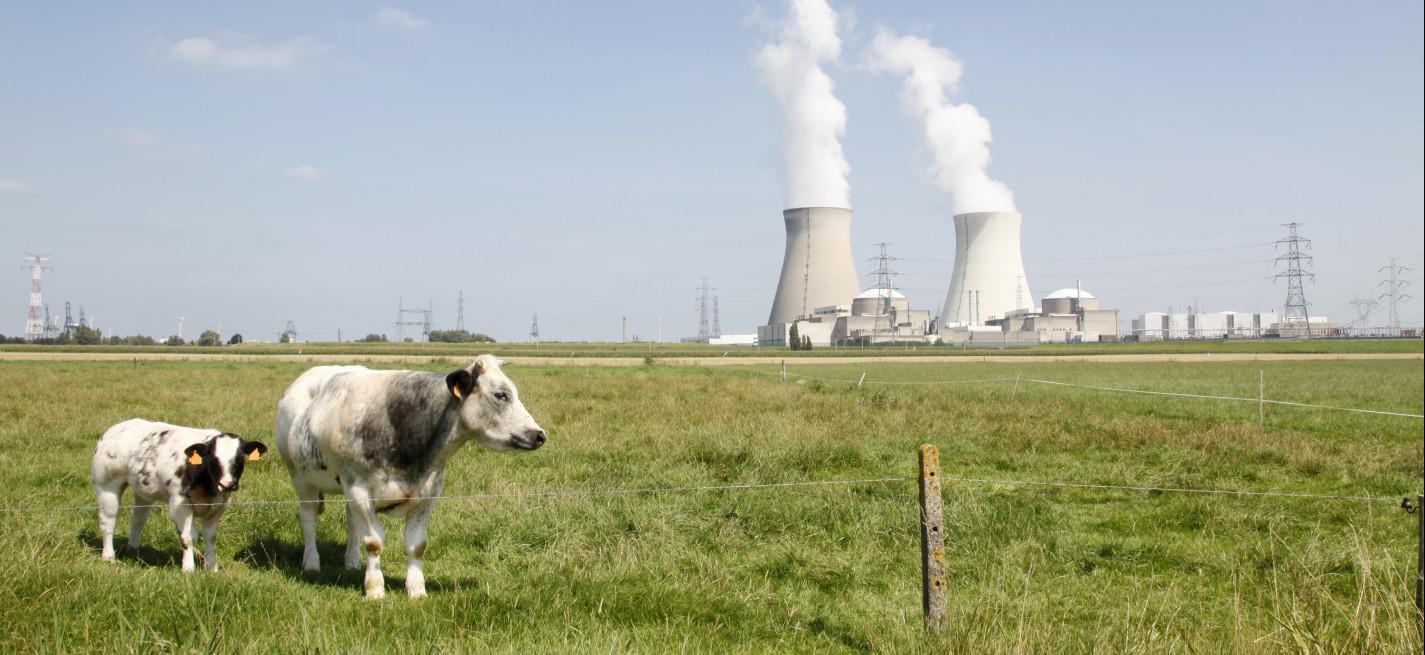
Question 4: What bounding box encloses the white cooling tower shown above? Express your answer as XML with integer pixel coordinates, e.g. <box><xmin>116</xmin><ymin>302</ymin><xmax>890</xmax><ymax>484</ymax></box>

<box><xmin>940</xmin><ymin>211</ymin><xmax>1034</xmax><ymax>327</ymax></box>
<box><xmin>768</xmin><ymin>207</ymin><xmax>861</xmax><ymax>325</ymax></box>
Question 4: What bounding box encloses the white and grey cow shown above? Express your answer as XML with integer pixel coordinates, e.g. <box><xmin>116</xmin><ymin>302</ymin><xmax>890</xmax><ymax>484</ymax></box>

<box><xmin>276</xmin><ymin>355</ymin><xmax>545</xmax><ymax>599</ymax></box>
<box><xmin>91</xmin><ymin>419</ymin><xmax>268</xmax><ymax>571</ymax></box>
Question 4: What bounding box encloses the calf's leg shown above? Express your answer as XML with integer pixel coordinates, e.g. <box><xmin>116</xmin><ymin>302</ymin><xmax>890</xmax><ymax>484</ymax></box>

<box><xmin>95</xmin><ymin>482</ymin><xmax>124</xmax><ymax>561</ymax></box>
<box><xmin>127</xmin><ymin>503</ymin><xmax>152</xmax><ymax>550</ymax></box>
<box><xmin>169</xmin><ymin>504</ymin><xmax>197</xmax><ymax>572</ymax></box>
<box><xmin>201</xmin><ymin>511</ymin><xmax>223</xmax><ymax>571</ymax></box>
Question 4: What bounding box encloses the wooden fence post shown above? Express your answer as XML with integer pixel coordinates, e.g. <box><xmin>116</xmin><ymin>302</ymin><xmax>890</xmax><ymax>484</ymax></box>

<box><xmin>1416</xmin><ymin>493</ymin><xmax>1423</xmax><ymax>618</ymax></box>
<box><xmin>919</xmin><ymin>444</ymin><xmax>947</xmax><ymax>631</ymax></box>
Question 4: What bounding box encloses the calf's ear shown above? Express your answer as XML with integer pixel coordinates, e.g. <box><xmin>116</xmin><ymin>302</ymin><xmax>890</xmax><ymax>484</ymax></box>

<box><xmin>446</xmin><ymin>369</ymin><xmax>475</xmax><ymax>400</ymax></box>
<box><xmin>242</xmin><ymin>441</ymin><xmax>268</xmax><ymax>462</ymax></box>
<box><xmin>184</xmin><ymin>444</ymin><xmax>206</xmax><ymax>466</ymax></box>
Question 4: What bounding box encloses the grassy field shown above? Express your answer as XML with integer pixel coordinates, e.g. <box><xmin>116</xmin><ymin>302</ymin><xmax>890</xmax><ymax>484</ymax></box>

<box><xmin>1</xmin><ymin>358</ymin><xmax>1421</xmax><ymax>653</ymax></box>
<box><xmin>1</xmin><ymin>336</ymin><xmax>1421</xmax><ymax>359</ymax></box>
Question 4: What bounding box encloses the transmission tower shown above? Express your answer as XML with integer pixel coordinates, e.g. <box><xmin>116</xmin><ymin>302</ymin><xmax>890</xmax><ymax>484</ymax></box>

<box><xmin>22</xmin><ymin>254</ymin><xmax>51</xmax><ymax>341</ymax></box>
<box><xmin>1377</xmin><ymin>258</ymin><xmax>1412</xmax><ymax>329</ymax></box>
<box><xmin>695</xmin><ymin>278</ymin><xmax>714</xmax><ymax>339</ymax></box>
<box><xmin>395</xmin><ymin>298</ymin><xmax>432</xmax><ymax>341</ymax></box>
<box><xmin>866</xmin><ymin>243</ymin><xmax>900</xmax><ymax>341</ymax></box>
<box><xmin>1273</xmin><ymin>223</ymin><xmax>1314</xmax><ymax>334</ymax></box>
<box><xmin>712</xmin><ymin>295</ymin><xmax>721</xmax><ymax>338</ymax></box>
<box><xmin>280</xmin><ymin>320</ymin><xmax>297</xmax><ymax>343</ymax></box>
<box><xmin>529</xmin><ymin>312</ymin><xmax>540</xmax><ymax>343</ymax></box>
<box><xmin>1347</xmin><ymin>296</ymin><xmax>1378</xmax><ymax>328</ymax></box>
<box><xmin>456</xmin><ymin>291</ymin><xmax>466</xmax><ymax>332</ymax></box>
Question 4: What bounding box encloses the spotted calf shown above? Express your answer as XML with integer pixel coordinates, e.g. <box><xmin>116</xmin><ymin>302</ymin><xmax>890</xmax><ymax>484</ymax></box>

<box><xmin>91</xmin><ymin>418</ymin><xmax>267</xmax><ymax>571</ymax></box>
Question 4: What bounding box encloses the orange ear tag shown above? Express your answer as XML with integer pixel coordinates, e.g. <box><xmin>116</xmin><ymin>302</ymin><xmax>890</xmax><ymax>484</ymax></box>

<box><xmin>452</xmin><ymin>387</ymin><xmax>463</xmax><ymax>400</ymax></box>
<box><xmin>248</xmin><ymin>450</ymin><xmax>262</xmax><ymax>462</ymax></box>
<box><xmin>188</xmin><ymin>452</ymin><xmax>204</xmax><ymax>466</ymax></box>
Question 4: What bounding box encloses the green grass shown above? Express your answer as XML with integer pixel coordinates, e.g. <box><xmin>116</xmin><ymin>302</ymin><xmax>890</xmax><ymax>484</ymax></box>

<box><xmin>1</xmin><ymin>336</ymin><xmax>1421</xmax><ymax>358</ymax></box>
<box><xmin>1</xmin><ymin>359</ymin><xmax>1421</xmax><ymax>653</ymax></box>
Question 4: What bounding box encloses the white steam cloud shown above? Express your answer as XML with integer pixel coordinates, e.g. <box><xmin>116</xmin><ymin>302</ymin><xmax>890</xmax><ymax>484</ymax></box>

<box><xmin>868</xmin><ymin>29</ymin><xmax>1015</xmax><ymax>214</ymax></box>
<box><xmin>755</xmin><ymin>0</ymin><xmax>850</xmax><ymax>209</ymax></box>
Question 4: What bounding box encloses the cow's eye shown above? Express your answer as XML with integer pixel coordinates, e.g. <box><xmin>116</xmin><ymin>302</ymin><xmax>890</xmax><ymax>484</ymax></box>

<box><xmin>493</xmin><ymin>392</ymin><xmax>510</xmax><ymax>402</ymax></box>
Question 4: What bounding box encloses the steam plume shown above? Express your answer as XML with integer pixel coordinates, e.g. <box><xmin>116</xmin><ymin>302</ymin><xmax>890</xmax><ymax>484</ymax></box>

<box><xmin>867</xmin><ymin>29</ymin><xmax>1015</xmax><ymax>214</ymax></box>
<box><xmin>755</xmin><ymin>0</ymin><xmax>850</xmax><ymax>209</ymax></box>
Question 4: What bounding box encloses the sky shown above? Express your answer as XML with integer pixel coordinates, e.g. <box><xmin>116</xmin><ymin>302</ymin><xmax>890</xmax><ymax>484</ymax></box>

<box><xmin>2</xmin><ymin>1</ymin><xmax>1422</xmax><ymax>342</ymax></box>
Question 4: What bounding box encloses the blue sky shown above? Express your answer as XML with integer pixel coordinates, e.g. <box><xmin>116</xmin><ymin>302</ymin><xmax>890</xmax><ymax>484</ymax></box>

<box><xmin>2</xmin><ymin>1</ymin><xmax>1421</xmax><ymax>341</ymax></box>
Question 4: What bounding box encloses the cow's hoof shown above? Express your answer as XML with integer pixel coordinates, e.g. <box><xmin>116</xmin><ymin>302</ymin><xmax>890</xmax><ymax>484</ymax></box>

<box><xmin>408</xmin><ymin>588</ymin><xmax>427</xmax><ymax>600</ymax></box>
<box><xmin>364</xmin><ymin>574</ymin><xmax>385</xmax><ymax>599</ymax></box>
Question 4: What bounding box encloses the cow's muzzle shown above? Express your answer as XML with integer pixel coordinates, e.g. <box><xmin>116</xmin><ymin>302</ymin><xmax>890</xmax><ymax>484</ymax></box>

<box><xmin>513</xmin><ymin>429</ymin><xmax>546</xmax><ymax>451</ymax></box>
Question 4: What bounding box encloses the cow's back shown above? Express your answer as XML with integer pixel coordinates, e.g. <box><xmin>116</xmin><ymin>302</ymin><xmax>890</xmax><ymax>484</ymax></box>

<box><xmin>276</xmin><ymin>365</ymin><xmax>369</xmax><ymax>471</ymax></box>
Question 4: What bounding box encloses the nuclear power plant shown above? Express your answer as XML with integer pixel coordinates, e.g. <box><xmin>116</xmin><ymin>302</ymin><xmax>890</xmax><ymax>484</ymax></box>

<box><xmin>939</xmin><ymin>211</ymin><xmax>1034</xmax><ymax>327</ymax></box>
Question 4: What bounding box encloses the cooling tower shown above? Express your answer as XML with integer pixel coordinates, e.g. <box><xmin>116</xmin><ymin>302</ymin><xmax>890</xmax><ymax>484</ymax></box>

<box><xmin>940</xmin><ymin>211</ymin><xmax>1034</xmax><ymax>327</ymax></box>
<box><xmin>767</xmin><ymin>207</ymin><xmax>861</xmax><ymax>325</ymax></box>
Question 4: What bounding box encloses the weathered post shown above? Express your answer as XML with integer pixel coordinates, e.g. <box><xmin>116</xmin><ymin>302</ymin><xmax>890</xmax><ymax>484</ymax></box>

<box><xmin>919</xmin><ymin>444</ymin><xmax>947</xmax><ymax>631</ymax></box>
<box><xmin>857</xmin><ymin>372</ymin><xmax>866</xmax><ymax>388</ymax></box>
<box><xmin>1417</xmin><ymin>494</ymin><xmax>1423</xmax><ymax>617</ymax></box>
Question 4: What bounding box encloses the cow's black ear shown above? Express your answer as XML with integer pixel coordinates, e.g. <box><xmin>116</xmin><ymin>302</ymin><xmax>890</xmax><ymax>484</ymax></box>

<box><xmin>242</xmin><ymin>441</ymin><xmax>268</xmax><ymax>462</ymax></box>
<box><xmin>183</xmin><ymin>443</ymin><xmax>207</xmax><ymax>467</ymax></box>
<box><xmin>446</xmin><ymin>369</ymin><xmax>475</xmax><ymax>400</ymax></box>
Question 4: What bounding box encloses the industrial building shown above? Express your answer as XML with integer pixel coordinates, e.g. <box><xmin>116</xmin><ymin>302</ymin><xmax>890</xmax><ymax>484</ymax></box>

<box><xmin>974</xmin><ymin>288</ymin><xmax>1121</xmax><ymax>343</ymax></box>
<box><xmin>1131</xmin><ymin>311</ymin><xmax>1334</xmax><ymax>339</ymax></box>
<box><xmin>759</xmin><ymin>288</ymin><xmax>934</xmax><ymax>347</ymax></box>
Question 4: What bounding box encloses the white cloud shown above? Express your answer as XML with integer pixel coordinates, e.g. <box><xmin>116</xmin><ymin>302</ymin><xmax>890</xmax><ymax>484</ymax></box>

<box><xmin>0</xmin><ymin>178</ymin><xmax>32</xmax><ymax>193</ymax></box>
<box><xmin>373</xmin><ymin>7</ymin><xmax>427</xmax><ymax>31</ymax></box>
<box><xmin>109</xmin><ymin>128</ymin><xmax>202</xmax><ymax>158</ymax></box>
<box><xmin>167</xmin><ymin>35</ymin><xmax>325</xmax><ymax>71</ymax></box>
<box><xmin>284</xmin><ymin>165</ymin><xmax>325</xmax><ymax>181</ymax></box>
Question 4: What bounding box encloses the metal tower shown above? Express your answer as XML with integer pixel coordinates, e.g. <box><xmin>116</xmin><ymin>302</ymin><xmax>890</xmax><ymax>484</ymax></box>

<box><xmin>456</xmin><ymin>291</ymin><xmax>465</xmax><ymax>332</ymax></box>
<box><xmin>22</xmin><ymin>254</ymin><xmax>51</xmax><ymax>341</ymax></box>
<box><xmin>867</xmin><ymin>242</ymin><xmax>900</xmax><ymax>339</ymax></box>
<box><xmin>712</xmin><ymin>295</ymin><xmax>721</xmax><ymax>338</ymax></box>
<box><xmin>1377</xmin><ymin>258</ymin><xmax>1412</xmax><ymax>329</ymax></box>
<box><xmin>1347</xmin><ymin>296</ymin><xmax>1378</xmax><ymax>328</ymax></box>
<box><xmin>395</xmin><ymin>298</ymin><xmax>432</xmax><ymax>341</ymax></box>
<box><xmin>64</xmin><ymin>302</ymin><xmax>75</xmax><ymax>337</ymax></box>
<box><xmin>176</xmin><ymin>316</ymin><xmax>187</xmax><ymax>340</ymax></box>
<box><xmin>529</xmin><ymin>312</ymin><xmax>540</xmax><ymax>343</ymax></box>
<box><xmin>1273</xmin><ymin>222</ymin><xmax>1314</xmax><ymax>333</ymax></box>
<box><xmin>281</xmin><ymin>321</ymin><xmax>297</xmax><ymax>343</ymax></box>
<box><xmin>696</xmin><ymin>278</ymin><xmax>713</xmax><ymax>339</ymax></box>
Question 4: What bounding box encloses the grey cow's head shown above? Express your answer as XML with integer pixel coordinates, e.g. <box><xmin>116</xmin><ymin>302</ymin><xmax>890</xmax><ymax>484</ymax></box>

<box><xmin>445</xmin><ymin>355</ymin><xmax>546</xmax><ymax>451</ymax></box>
<box><xmin>183</xmin><ymin>434</ymin><xmax>268</xmax><ymax>495</ymax></box>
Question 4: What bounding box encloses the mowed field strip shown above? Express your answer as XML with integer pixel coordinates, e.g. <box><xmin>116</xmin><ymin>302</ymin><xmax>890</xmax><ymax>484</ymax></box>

<box><xmin>2</xmin><ymin>357</ymin><xmax>1421</xmax><ymax>652</ymax></box>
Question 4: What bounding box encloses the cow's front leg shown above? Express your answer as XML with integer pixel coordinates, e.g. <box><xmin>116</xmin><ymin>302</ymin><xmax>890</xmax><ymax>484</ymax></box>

<box><xmin>170</xmin><ymin>504</ymin><xmax>196</xmax><ymax>572</ymax></box>
<box><xmin>403</xmin><ymin>500</ymin><xmax>435</xmax><ymax>599</ymax></box>
<box><xmin>344</xmin><ymin>499</ymin><xmax>362</xmax><ymax>570</ymax></box>
<box><xmin>344</xmin><ymin>485</ymin><xmax>386</xmax><ymax>599</ymax></box>
<box><xmin>201</xmin><ymin>510</ymin><xmax>223</xmax><ymax>571</ymax></box>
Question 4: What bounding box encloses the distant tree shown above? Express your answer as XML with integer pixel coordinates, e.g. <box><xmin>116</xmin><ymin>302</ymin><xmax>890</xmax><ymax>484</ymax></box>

<box><xmin>164</xmin><ymin>335</ymin><xmax>184</xmax><ymax>346</ymax></box>
<box><xmin>73</xmin><ymin>325</ymin><xmax>103</xmax><ymax>345</ymax></box>
<box><xmin>788</xmin><ymin>322</ymin><xmax>801</xmax><ymax>351</ymax></box>
<box><xmin>228</xmin><ymin>333</ymin><xmax>243</xmax><ymax>345</ymax></box>
<box><xmin>196</xmin><ymin>330</ymin><xmax>221</xmax><ymax>347</ymax></box>
<box><xmin>126</xmin><ymin>335</ymin><xmax>157</xmax><ymax>346</ymax></box>
<box><xmin>279</xmin><ymin>332</ymin><xmax>293</xmax><ymax>344</ymax></box>
<box><xmin>359</xmin><ymin>333</ymin><xmax>388</xmax><ymax>343</ymax></box>
<box><xmin>802</xmin><ymin>335</ymin><xmax>812</xmax><ymax>351</ymax></box>
<box><xmin>107</xmin><ymin>336</ymin><xmax>124</xmax><ymax>345</ymax></box>
<box><xmin>403</xmin><ymin>337</ymin><xmax>414</xmax><ymax>343</ymax></box>
<box><xmin>429</xmin><ymin>329</ymin><xmax>497</xmax><ymax>343</ymax></box>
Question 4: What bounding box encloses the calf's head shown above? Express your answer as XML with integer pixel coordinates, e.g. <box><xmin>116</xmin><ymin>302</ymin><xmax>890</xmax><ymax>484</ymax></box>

<box><xmin>446</xmin><ymin>355</ymin><xmax>546</xmax><ymax>451</ymax></box>
<box><xmin>183</xmin><ymin>434</ymin><xmax>268</xmax><ymax>494</ymax></box>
